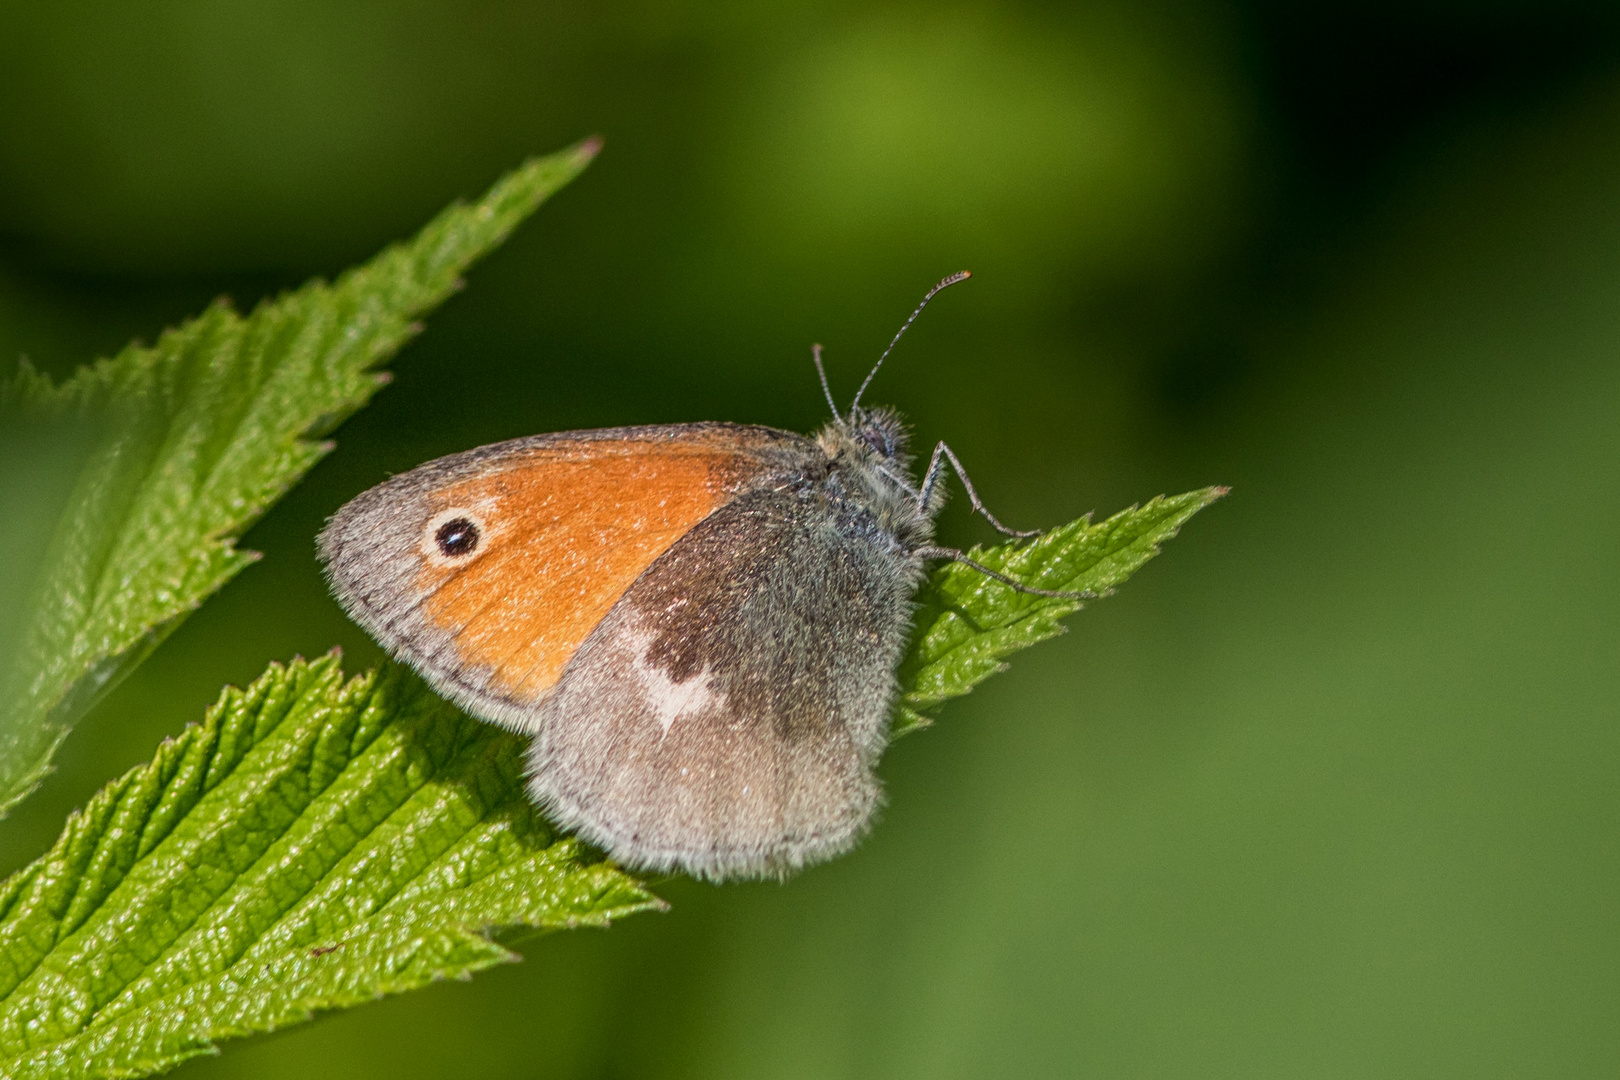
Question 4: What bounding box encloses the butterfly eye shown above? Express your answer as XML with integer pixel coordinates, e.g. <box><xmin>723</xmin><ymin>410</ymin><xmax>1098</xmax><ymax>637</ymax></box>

<box><xmin>859</xmin><ymin>428</ymin><xmax>894</xmax><ymax>457</ymax></box>
<box><xmin>434</xmin><ymin>516</ymin><xmax>480</xmax><ymax>557</ymax></box>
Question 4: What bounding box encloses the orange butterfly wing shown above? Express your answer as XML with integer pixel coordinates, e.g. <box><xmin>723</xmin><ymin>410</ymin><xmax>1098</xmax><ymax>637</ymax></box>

<box><xmin>320</xmin><ymin>427</ymin><xmax>816</xmax><ymax>731</ymax></box>
<box><xmin>319</xmin><ymin>424</ymin><xmax>812</xmax><ymax>729</ymax></box>
<box><xmin>418</xmin><ymin>442</ymin><xmax>746</xmax><ymax>701</ymax></box>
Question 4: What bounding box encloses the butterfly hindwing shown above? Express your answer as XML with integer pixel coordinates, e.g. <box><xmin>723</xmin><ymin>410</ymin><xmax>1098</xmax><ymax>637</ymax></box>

<box><xmin>527</xmin><ymin>479</ymin><xmax>924</xmax><ymax>880</ymax></box>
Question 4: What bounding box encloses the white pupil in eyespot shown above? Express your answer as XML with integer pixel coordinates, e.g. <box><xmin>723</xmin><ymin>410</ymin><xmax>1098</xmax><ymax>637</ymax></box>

<box><xmin>435</xmin><ymin>517</ymin><xmax>479</xmax><ymax>557</ymax></box>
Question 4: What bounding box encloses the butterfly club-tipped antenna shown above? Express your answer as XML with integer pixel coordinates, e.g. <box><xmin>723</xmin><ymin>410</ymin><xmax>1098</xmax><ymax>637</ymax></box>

<box><xmin>847</xmin><ymin>271</ymin><xmax>972</xmax><ymax>420</ymax></box>
<box><xmin>811</xmin><ymin>344</ymin><xmax>840</xmax><ymax>420</ymax></box>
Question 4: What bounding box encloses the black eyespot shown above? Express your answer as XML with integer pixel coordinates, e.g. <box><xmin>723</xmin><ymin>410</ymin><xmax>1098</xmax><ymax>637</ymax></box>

<box><xmin>435</xmin><ymin>517</ymin><xmax>480</xmax><ymax>557</ymax></box>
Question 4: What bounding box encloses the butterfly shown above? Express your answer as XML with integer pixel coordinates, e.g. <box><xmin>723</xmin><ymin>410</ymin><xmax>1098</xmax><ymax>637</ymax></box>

<box><xmin>318</xmin><ymin>273</ymin><xmax>1083</xmax><ymax>880</ymax></box>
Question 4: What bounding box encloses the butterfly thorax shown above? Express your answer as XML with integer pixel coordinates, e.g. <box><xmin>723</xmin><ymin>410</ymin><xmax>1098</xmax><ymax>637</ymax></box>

<box><xmin>814</xmin><ymin>409</ymin><xmax>937</xmax><ymax>553</ymax></box>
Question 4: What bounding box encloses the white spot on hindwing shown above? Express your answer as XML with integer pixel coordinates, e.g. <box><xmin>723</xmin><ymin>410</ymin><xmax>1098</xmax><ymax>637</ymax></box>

<box><xmin>639</xmin><ymin>655</ymin><xmax>722</xmax><ymax>736</ymax></box>
<box><xmin>626</xmin><ymin>621</ymin><xmax>725</xmax><ymax>737</ymax></box>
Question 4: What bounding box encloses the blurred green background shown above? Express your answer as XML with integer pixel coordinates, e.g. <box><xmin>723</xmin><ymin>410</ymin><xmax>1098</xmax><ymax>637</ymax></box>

<box><xmin>3</xmin><ymin>1</ymin><xmax>1619</xmax><ymax>1076</ymax></box>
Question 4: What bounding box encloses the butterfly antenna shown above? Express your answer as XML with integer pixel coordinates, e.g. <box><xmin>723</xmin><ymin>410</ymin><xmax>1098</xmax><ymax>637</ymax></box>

<box><xmin>811</xmin><ymin>343</ymin><xmax>841</xmax><ymax>420</ymax></box>
<box><xmin>848</xmin><ymin>270</ymin><xmax>971</xmax><ymax>419</ymax></box>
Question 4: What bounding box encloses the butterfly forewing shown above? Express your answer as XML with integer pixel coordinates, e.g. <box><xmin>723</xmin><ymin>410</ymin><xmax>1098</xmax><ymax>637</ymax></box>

<box><xmin>318</xmin><ymin>424</ymin><xmax>807</xmax><ymax>730</ymax></box>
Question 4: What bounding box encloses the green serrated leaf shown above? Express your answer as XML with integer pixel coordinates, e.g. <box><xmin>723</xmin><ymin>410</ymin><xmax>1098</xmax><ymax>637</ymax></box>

<box><xmin>0</xmin><ymin>487</ymin><xmax>1219</xmax><ymax>1077</ymax></box>
<box><xmin>0</xmin><ymin>654</ymin><xmax>661</xmax><ymax>1079</ymax></box>
<box><xmin>0</xmin><ymin>139</ymin><xmax>601</xmax><ymax>816</ymax></box>
<box><xmin>892</xmin><ymin>487</ymin><xmax>1227</xmax><ymax>737</ymax></box>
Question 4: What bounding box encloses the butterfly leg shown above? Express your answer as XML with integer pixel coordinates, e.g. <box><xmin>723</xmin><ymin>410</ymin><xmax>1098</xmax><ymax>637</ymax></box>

<box><xmin>912</xmin><ymin>545</ymin><xmax>1095</xmax><ymax>600</ymax></box>
<box><xmin>917</xmin><ymin>441</ymin><xmax>1042</xmax><ymax>537</ymax></box>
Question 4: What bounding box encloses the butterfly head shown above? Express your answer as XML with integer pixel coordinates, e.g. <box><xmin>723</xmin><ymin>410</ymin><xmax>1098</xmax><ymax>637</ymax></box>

<box><xmin>818</xmin><ymin>404</ymin><xmax>911</xmax><ymax>471</ymax></box>
<box><xmin>848</xmin><ymin>405</ymin><xmax>908</xmax><ymax>461</ymax></box>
